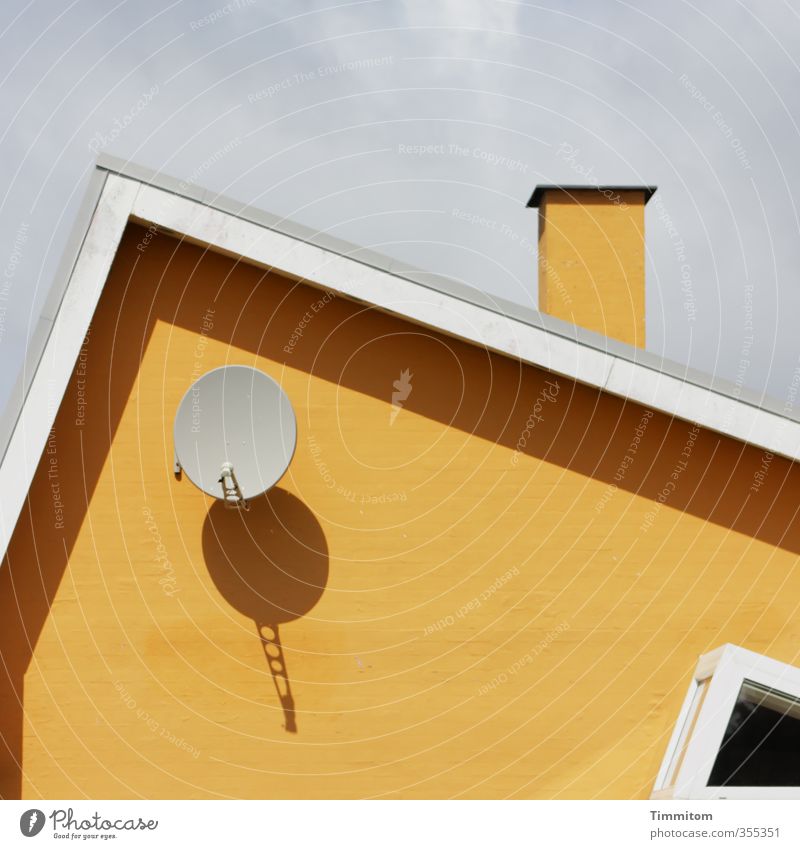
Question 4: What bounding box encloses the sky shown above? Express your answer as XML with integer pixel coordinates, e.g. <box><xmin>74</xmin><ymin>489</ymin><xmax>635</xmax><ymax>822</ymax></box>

<box><xmin>2</xmin><ymin>0</ymin><xmax>800</xmax><ymax>417</ymax></box>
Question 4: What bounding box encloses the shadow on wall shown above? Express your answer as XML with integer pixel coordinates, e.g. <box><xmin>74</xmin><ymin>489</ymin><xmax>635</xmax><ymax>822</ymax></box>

<box><xmin>113</xmin><ymin>222</ymin><xmax>800</xmax><ymax>555</ymax></box>
<box><xmin>202</xmin><ymin>491</ymin><xmax>329</xmax><ymax>733</ymax></box>
<box><xmin>2</xmin><ymin>221</ymin><xmax>800</xmax><ymax>798</ymax></box>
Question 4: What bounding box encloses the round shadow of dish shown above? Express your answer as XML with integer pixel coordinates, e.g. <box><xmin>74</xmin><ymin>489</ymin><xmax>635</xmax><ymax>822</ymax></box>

<box><xmin>202</xmin><ymin>488</ymin><xmax>328</xmax><ymax>624</ymax></box>
<box><xmin>202</xmin><ymin>489</ymin><xmax>328</xmax><ymax>733</ymax></box>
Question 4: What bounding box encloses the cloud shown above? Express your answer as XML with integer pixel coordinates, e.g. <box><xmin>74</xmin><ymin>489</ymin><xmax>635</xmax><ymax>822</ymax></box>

<box><xmin>1</xmin><ymin>0</ymin><xmax>799</xmax><ymax>412</ymax></box>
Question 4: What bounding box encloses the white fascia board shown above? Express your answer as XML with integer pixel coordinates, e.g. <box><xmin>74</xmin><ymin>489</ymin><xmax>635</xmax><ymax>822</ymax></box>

<box><xmin>131</xmin><ymin>184</ymin><xmax>617</xmax><ymax>390</ymax></box>
<box><xmin>131</xmin><ymin>182</ymin><xmax>800</xmax><ymax>464</ymax></box>
<box><xmin>0</xmin><ymin>174</ymin><xmax>139</xmax><ymax>560</ymax></box>
<box><xmin>605</xmin><ymin>357</ymin><xmax>800</xmax><ymax>458</ymax></box>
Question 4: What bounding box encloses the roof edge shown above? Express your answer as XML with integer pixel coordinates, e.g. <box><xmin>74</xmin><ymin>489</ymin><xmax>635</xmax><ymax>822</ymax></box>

<box><xmin>93</xmin><ymin>158</ymin><xmax>795</xmax><ymax>426</ymax></box>
<box><xmin>0</xmin><ymin>162</ymin><xmax>798</xmax><ymax>568</ymax></box>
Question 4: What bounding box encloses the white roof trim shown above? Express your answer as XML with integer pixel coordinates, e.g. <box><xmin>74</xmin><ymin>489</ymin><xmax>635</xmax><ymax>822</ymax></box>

<box><xmin>0</xmin><ymin>174</ymin><xmax>138</xmax><ymax>560</ymax></box>
<box><xmin>1</xmin><ymin>160</ymin><xmax>798</xmax><ymax>562</ymax></box>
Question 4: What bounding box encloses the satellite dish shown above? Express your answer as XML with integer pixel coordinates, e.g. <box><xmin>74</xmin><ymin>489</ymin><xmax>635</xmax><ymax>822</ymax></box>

<box><xmin>174</xmin><ymin>365</ymin><xmax>296</xmax><ymax>508</ymax></box>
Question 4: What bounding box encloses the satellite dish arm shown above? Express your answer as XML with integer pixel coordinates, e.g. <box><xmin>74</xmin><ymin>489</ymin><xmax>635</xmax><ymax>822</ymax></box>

<box><xmin>219</xmin><ymin>462</ymin><xmax>248</xmax><ymax>510</ymax></box>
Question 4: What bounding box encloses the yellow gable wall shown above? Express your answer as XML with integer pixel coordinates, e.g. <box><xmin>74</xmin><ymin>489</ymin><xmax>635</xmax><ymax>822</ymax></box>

<box><xmin>1</xmin><ymin>223</ymin><xmax>799</xmax><ymax>800</ymax></box>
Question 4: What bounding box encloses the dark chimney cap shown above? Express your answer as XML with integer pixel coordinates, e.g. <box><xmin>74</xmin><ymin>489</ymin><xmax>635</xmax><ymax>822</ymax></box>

<box><xmin>527</xmin><ymin>184</ymin><xmax>657</xmax><ymax>208</ymax></box>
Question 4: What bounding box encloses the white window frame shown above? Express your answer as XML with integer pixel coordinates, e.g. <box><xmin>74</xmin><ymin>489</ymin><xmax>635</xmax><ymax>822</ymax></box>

<box><xmin>652</xmin><ymin>644</ymin><xmax>800</xmax><ymax>800</ymax></box>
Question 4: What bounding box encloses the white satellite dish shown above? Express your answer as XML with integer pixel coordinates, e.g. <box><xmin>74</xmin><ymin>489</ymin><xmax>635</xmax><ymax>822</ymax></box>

<box><xmin>174</xmin><ymin>365</ymin><xmax>296</xmax><ymax>508</ymax></box>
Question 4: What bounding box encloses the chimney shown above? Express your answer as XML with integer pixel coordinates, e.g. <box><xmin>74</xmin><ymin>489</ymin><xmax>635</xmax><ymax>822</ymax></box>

<box><xmin>527</xmin><ymin>185</ymin><xmax>656</xmax><ymax>348</ymax></box>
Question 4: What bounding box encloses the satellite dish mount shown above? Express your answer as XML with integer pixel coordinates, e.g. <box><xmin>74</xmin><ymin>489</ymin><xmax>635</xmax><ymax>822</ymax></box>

<box><xmin>219</xmin><ymin>462</ymin><xmax>247</xmax><ymax>509</ymax></box>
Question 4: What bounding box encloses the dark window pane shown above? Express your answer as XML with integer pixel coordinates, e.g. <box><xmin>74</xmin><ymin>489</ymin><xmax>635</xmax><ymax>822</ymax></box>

<box><xmin>708</xmin><ymin>680</ymin><xmax>800</xmax><ymax>786</ymax></box>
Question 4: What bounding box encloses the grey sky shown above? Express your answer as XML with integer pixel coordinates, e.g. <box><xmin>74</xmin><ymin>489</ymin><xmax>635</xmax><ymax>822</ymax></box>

<box><xmin>2</xmin><ymin>0</ymin><xmax>799</xmax><ymax>417</ymax></box>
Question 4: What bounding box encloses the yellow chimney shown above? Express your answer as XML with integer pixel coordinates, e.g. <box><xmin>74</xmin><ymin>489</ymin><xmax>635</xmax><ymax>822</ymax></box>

<box><xmin>528</xmin><ymin>185</ymin><xmax>656</xmax><ymax>348</ymax></box>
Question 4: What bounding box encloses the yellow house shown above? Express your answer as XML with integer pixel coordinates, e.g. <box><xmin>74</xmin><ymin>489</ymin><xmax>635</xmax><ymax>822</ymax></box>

<box><xmin>1</xmin><ymin>159</ymin><xmax>798</xmax><ymax>800</ymax></box>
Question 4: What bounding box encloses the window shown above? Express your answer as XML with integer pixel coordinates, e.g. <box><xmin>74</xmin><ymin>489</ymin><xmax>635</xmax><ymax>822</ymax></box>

<box><xmin>652</xmin><ymin>644</ymin><xmax>800</xmax><ymax>799</ymax></box>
